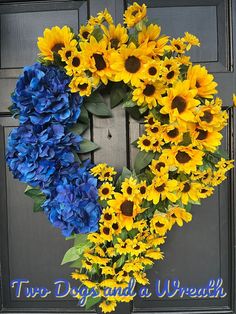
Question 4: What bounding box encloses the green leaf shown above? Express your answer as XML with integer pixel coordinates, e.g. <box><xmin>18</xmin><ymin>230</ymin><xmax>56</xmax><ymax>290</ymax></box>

<box><xmin>78</xmin><ymin>139</ymin><xmax>99</xmax><ymax>154</ymax></box>
<box><xmin>85</xmin><ymin>296</ymin><xmax>101</xmax><ymax>310</ymax></box>
<box><xmin>84</xmin><ymin>92</ymin><xmax>112</xmax><ymax>117</ymax></box>
<box><xmin>61</xmin><ymin>247</ymin><xmax>81</xmax><ymax>265</ymax></box>
<box><xmin>91</xmin><ymin>26</ymin><xmax>104</xmax><ymax>42</ymax></box>
<box><xmin>74</xmin><ymin>234</ymin><xmax>88</xmax><ymax>247</ymax></box>
<box><xmin>139</xmin><ymin>105</ymin><xmax>148</xmax><ymax>114</ymax></box>
<box><xmin>134</xmin><ymin>151</ymin><xmax>155</xmax><ymax>174</ymax></box>
<box><xmin>115</xmin><ymin>254</ymin><xmax>126</xmax><ymax>268</ymax></box>
<box><xmin>126</xmin><ymin>106</ymin><xmax>142</xmax><ymax>120</ymax></box>
<box><xmin>115</xmin><ymin>167</ymin><xmax>132</xmax><ymax>189</ymax></box>
<box><xmin>110</xmin><ymin>82</ymin><xmax>127</xmax><ymax>108</ymax></box>
<box><xmin>70</xmin><ymin>122</ymin><xmax>88</xmax><ymax>135</ymax></box>
<box><xmin>122</xmin><ymin>100</ymin><xmax>136</xmax><ymax>108</ymax></box>
<box><xmin>24</xmin><ymin>186</ymin><xmax>46</xmax><ymax>212</ymax></box>
<box><xmin>69</xmin><ymin>257</ymin><xmax>83</xmax><ymax>268</ymax></box>
<box><xmin>78</xmin><ymin>105</ymin><xmax>89</xmax><ymax>124</ymax></box>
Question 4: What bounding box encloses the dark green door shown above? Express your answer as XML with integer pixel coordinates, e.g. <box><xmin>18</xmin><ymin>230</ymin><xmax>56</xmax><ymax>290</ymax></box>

<box><xmin>0</xmin><ymin>1</ymin><xmax>235</xmax><ymax>313</ymax></box>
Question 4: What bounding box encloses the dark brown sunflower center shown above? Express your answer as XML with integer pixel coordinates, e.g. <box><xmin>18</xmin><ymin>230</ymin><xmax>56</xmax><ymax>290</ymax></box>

<box><xmin>72</xmin><ymin>57</ymin><xmax>81</xmax><ymax>67</ymax></box>
<box><xmin>196</xmin><ymin>80</ymin><xmax>201</xmax><ymax>88</ymax></box>
<box><xmin>155</xmin><ymin>183</ymin><xmax>165</xmax><ymax>192</ymax></box>
<box><xmin>182</xmin><ymin>182</ymin><xmax>191</xmax><ymax>193</ymax></box>
<box><xmin>148</xmin><ymin>117</ymin><xmax>155</xmax><ymax>125</ymax></box>
<box><xmin>143</xmin><ymin>139</ymin><xmax>151</xmax><ymax>146</ymax></box>
<box><xmin>82</xmin><ymin>31</ymin><xmax>90</xmax><ymax>39</ymax></box>
<box><xmin>65</xmin><ymin>51</ymin><xmax>72</xmax><ymax>59</ymax></box>
<box><xmin>201</xmin><ymin>189</ymin><xmax>208</xmax><ymax>193</ymax></box>
<box><xmin>176</xmin><ymin>151</ymin><xmax>191</xmax><ymax>164</ymax></box>
<box><xmin>93</xmin><ymin>53</ymin><xmax>106</xmax><ymax>71</ymax></box>
<box><xmin>167</xmin><ymin>70</ymin><xmax>175</xmax><ymax>79</ymax></box>
<box><xmin>104</xmin><ymin>172</ymin><xmax>110</xmax><ymax>177</ymax></box>
<box><xmin>102</xmin><ymin>188</ymin><xmax>110</xmax><ymax>195</ymax></box>
<box><xmin>151</xmin><ymin>126</ymin><xmax>159</xmax><ymax>133</ymax></box>
<box><xmin>51</xmin><ymin>43</ymin><xmax>64</xmax><ymax>53</ymax></box>
<box><xmin>78</xmin><ymin>83</ymin><xmax>88</xmax><ymax>91</ymax></box>
<box><xmin>156</xmin><ymin>162</ymin><xmax>165</xmax><ymax>171</ymax></box>
<box><xmin>171</xmin><ymin>96</ymin><xmax>187</xmax><ymax>113</ymax></box>
<box><xmin>125</xmin><ymin>56</ymin><xmax>141</xmax><ymax>73</ymax></box>
<box><xmin>153</xmin><ymin>140</ymin><xmax>159</xmax><ymax>147</ymax></box>
<box><xmin>203</xmin><ymin>173</ymin><xmax>209</xmax><ymax>179</ymax></box>
<box><xmin>110</xmin><ymin>38</ymin><xmax>120</xmax><ymax>49</ymax></box>
<box><xmin>166</xmin><ymin>64</ymin><xmax>171</xmax><ymax>70</ymax></box>
<box><xmin>112</xmin><ymin>223</ymin><xmax>119</xmax><ymax>230</ymax></box>
<box><xmin>104</xmin><ymin>213</ymin><xmax>112</xmax><ymax>220</ymax></box>
<box><xmin>140</xmin><ymin>186</ymin><xmax>146</xmax><ymax>194</ymax></box>
<box><xmin>200</xmin><ymin>110</ymin><xmax>213</xmax><ymax>123</ymax></box>
<box><xmin>175</xmin><ymin>44</ymin><xmax>181</xmax><ymax>50</ymax></box>
<box><xmin>134</xmin><ymin>245</ymin><xmax>140</xmax><ymax>250</ymax></box>
<box><xmin>149</xmin><ymin>66</ymin><xmax>157</xmax><ymax>76</ymax></box>
<box><xmin>127</xmin><ymin>187</ymin><xmax>132</xmax><ymax>194</ymax></box>
<box><xmin>196</xmin><ymin>129</ymin><xmax>208</xmax><ymax>140</ymax></box>
<box><xmin>171</xmin><ymin>213</ymin><xmax>177</xmax><ymax>218</ymax></box>
<box><xmin>167</xmin><ymin>127</ymin><xmax>179</xmax><ymax>138</ymax></box>
<box><xmin>103</xmin><ymin>227</ymin><xmax>110</xmax><ymax>235</ymax></box>
<box><xmin>120</xmin><ymin>200</ymin><xmax>134</xmax><ymax>217</ymax></box>
<box><xmin>132</xmin><ymin>10</ymin><xmax>139</xmax><ymax>16</ymax></box>
<box><xmin>143</xmin><ymin>84</ymin><xmax>155</xmax><ymax>96</ymax></box>
<box><xmin>86</xmin><ymin>260</ymin><xmax>92</xmax><ymax>265</ymax></box>
<box><xmin>155</xmin><ymin>221</ymin><xmax>165</xmax><ymax>228</ymax></box>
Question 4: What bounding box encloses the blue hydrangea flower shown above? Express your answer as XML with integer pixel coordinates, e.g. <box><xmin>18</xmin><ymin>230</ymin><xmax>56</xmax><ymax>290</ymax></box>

<box><xmin>6</xmin><ymin>124</ymin><xmax>82</xmax><ymax>188</ymax></box>
<box><xmin>11</xmin><ymin>63</ymin><xmax>83</xmax><ymax>126</ymax></box>
<box><xmin>42</xmin><ymin>161</ymin><xmax>101</xmax><ymax>236</ymax></box>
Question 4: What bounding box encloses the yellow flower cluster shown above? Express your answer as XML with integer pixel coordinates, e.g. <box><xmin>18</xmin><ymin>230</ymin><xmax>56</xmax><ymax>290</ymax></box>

<box><xmin>37</xmin><ymin>2</ymin><xmax>235</xmax><ymax>313</ymax></box>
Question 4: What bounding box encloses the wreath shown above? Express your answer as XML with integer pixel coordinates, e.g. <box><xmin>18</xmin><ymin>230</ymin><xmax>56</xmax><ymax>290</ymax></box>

<box><xmin>6</xmin><ymin>2</ymin><xmax>236</xmax><ymax>313</ymax></box>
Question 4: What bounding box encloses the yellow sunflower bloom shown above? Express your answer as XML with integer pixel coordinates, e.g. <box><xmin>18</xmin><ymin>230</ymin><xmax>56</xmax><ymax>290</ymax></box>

<box><xmin>153</xmin><ymin>35</ymin><xmax>170</xmax><ymax>57</ymax></box>
<box><xmin>147</xmin><ymin>174</ymin><xmax>179</xmax><ymax>204</ymax></box>
<box><xmin>150</xmin><ymin>214</ymin><xmax>171</xmax><ymax>235</ymax></box>
<box><xmin>123</xmin><ymin>2</ymin><xmax>147</xmax><ymax>28</ymax></box>
<box><xmin>100</xmin><ymin>224</ymin><xmax>114</xmax><ymax>241</ymax></box>
<box><xmin>170</xmin><ymin>37</ymin><xmax>187</xmax><ymax>54</ymax></box>
<box><xmin>102</xmin><ymin>23</ymin><xmax>128</xmax><ymax>50</ymax></box>
<box><xmin>100</xmin><ymin>207</ymin><xmax>116</xmax><ymax>225</ymax></box>
<box><xmin>159</xmin><ymin>80</ymin><xmax>200</xmax><ymax>124</ymax></box>
<box><xmin>161</xmin><ymin>66</ymin><xmax>180</xmax><ymax>85</ymax></box>
<box><xmin>90</xmin><ymin>163</ymin><xmax>107</xmax><ymax>176</ymax></box>
<box><xmin>99</xmin><ymin>300</ymin><xmax>117</xmax><ymax>313</ymax></box>
<box><xmin>110</xmin><ymin>43</ymin><xmax>151</xmax><ymax>86</ymax></box>
<box><xmin>198</xmin><ymin>185</ymin><xmax>214</xmax><ymax>198</ymax></box>
<box><xmin>99</xmin><ymin>166</ymin><xmax>117</xmax><ymax>182</ymax></box>
<box><xmin>146</xmin><ymin>234</ymin><xmax>166</xmax><ymax>247</ymax></box>
<box><xmin>80</xmin><ymin>36</ymin><xmax>113</xmax><ymax>85</ymax></box>
<box><xmin>69</xmin><ymin>76</ymin><xmax>93</xmax><ymax>96</ymax></box>
<box><xmin>101</xmin><ymin>266</ymin><xmax>115</xmax><ymax>276</ymax></box>
<box><xmin>233</xmin><ymin>93</ymin><xmax>236</xmax><ymax>107</ymax></box>
<box><xmin>123</xmin><ymin>260</ymin><xmax>144</xmax><ymax>272</ymax></box>
<box><xmin>65</xmin><ymin>51</ymin><xmax>85</xmax><ymax>76</ymax></box>
<box><xmin>71</xmin><ymin>272</ymin><xmax>88</xmax><ymax>281</ymax></box>
<box><xmin>79</xmin><ymin>24</ymin><xmax>94</xmax><ymax>41</ymax></box>
<box><xmin>114</xmin><ymin>238</ymin><xmax>133</xmax><ymax>255</ymax></box>
<box><xmin>178</xmin><ymin>181</ymin><xmax>202</xmax><ymax>205</ymax></box>
<box><xmin>116</xmin><ymin>270</ymin><xmax>131</xmax><ymax>283</ymax></box>
<box><xmin>95</xmin><ymin>246</ymin><xmax>106</xmax><ymax>257</ymax></box>
<box><xmin>37</xmin><ymin>26</ymin><xmax>75</xmax><ymax>61</ymax></box>
<box><xmin>133</xmin><ymin>271</ymin><xmax>149</xmax><ymax>285</ymax></box>
<box><xmin>138</xmin><ymin>24</ymin><xmax>161</xmax><ymax>45</ymax></box>
<box><xmin>184</xmin><ymin>32</ymin><xmax>200</xmax><ymax>50</ymax></box>
<box><xmin>133</xmin><ymin>219</ymin><xmax>147</xmax><ymax>231</ymax></box>
<box><xmin>162</xmin><ymin>123</ymin><xmax>184</xmax><ymax>144</ymax></box>
<box><xmin>98</xmin><ymin>8</ymin><xmax>114</xmax><ymax>25</ymax></box>
<box><xmin>59</xmin><ymin>44</ymin><xmax>78</xmax><ymax>62</ymax></box>
<box><xmin>129</xmin><ymin>238</ymin><xmax>148</xmax><ymax>256</ymax></box>
<box><xmin>191</xmin><ymin>126</ymin><xmax>222</xmax><ymax>152</ymax></box>
<box><xmin>150</xmin><ymin>137</ymin><xmax>165</xmax><ymax>153</ymax></box>
<box><xmin>82</xmin><ymin>259</ymin><xmax>93</xmax><ymax>271</ymax></box>
<box><xmin>187</xmin><ymin>64</ymin><xmax>218</xmax><ymax>99</ymax></box>
<box><xmin>137</xmin><ymin>134</ymin><xmax>153</xmax><ymax>152</ymax></box>
<box><xmin>145</xmin><ymin>248</ymin><xmax>164</xmax><ymax>260</ymax></box>
<box><xmin>98</xmin><ymin>183</ymin><xmax>115</xmax><ymax>200</ymax></box>
<box><xmin>145</xmin><ymin>120</ymin><xmax>162</xmax><ymax>137</ymax></box>
<box><xmin>211</xmin><ymin>170</ymin><xmax>227</xmax><ymax>186</ymax></box>
<box><xmin>132</xmin><ymin>80</ymin><xmax>165</xmax><ymax>109</ymax></box>
<box><xmin>162</xmin><ymin>146</ymin><xmax>204</xmax><ymax>173</ymax></box>
<box><xmin>216</xmin><ymin>158</ymin><xmax>234</xmax><ymax>172</ymax></box>
<box><xmin>149</xmin><ymin>158</ymin><xmax>169</xmax><ymax>176</ymax></box>
<box><xmin>108</xmin><ymin>193</ymin><xmax>143</xmax><ymax>231</ymax></box>
<box><xmin>137</xmin><ymin>181</ymin><xmax>148</xmax><ymax>199</ymax></box>
<box><xmin>167</xmin><ymin>207</ymin><xmax>192</xmax><ymax>227</ymax></box>
<box><xmin>121</xmin><ymin>177</ymin><xmax>140</xmax><ymax>200</ymax></box>
<box><xmin>143</xmin><ymin>60</ymin><xmax>161</xmax><ymax>81</ymax></box>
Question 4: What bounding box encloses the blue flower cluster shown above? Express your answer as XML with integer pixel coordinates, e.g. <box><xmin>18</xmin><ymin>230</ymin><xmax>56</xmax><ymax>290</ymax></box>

<box><xmin>6</xmin><ymin>63</ymin><xmax>101</xmax><ymax>236</ymax></box>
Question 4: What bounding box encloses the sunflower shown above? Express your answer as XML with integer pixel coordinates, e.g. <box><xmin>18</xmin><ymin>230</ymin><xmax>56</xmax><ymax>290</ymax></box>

<box><xmin>81</xmin><ymin>259</ymin><xmax>93</xmax><ymax>271</ymax></box>
<box><xmin>108</xmin><ymin>193</ymin><xmax>143</xmax><ymax>231</ymax></box>
<box><xmin>216</xmin><ymin>158</ymin><xmax>234</xmax><ymax>172</ymax></box>
<box><xmin>37</xmin><ymin>26</ymin><xmax>76</xmax><ymax>61</ymax></box>
<box><xmin>211</xmin><ymin>170</ymin><xmax>227</xmax><ymax>186</ymax></box>
<box><xmin>196</xmin><ymin>168</ymin><xmax>213</xmax><ymax>185</ymax></box>
<box><xmin>100</xmin><ymin>207</ymin><xmax>116</xmax><ymax>225</ymax></box>
<box><xmin>137</xmin><ymin>134</ymin><xmax>153</xmax><ymax>152</ymax></box>
<box><xmin>150</xmin><ymin>214</ymin><xmax>171</xmax><ymax>235</ymax></box>
<box><xmin>138</xmin><ymin>181</ymin><xmax>148</xmax><ymax>199</ymax></box>
<box><xmin>195</xmin><ymin>98</ymin><xmax>228</xmax><ymax>132</ymax></box>
<box><xmin>114</xmin><ymin>238</ymin><xmax>133</xmax><ymax>254</ymax></box>
<box><xmin>147</xmin><ymin>174</ymin><xmax>179</xmax><ymax>204</ymax></box>
<box><xmin>178</xmin><ymin>181</ymin><xmax>202</xmax><ymax>205</ymax></box>
<box><xmin>101</xmin><ymin>266</ymin><xmax>115</xmax><ymax>276</ymax></box>
<box><xmin>102</xmin><ymin>24</ymin><xmax>128</xmax><ymax>50</ymax></box>
<box><xmin>133</xmin><ymin>219</ymin><xmax>147</xmax><ymax>231</ymax></box>
<box><xmin>132</xmin><ymin>80</ymin><xmax>165</xmax><ymax>109</ymax></box>
<box><xmin>150</xmin><ymin>138</ymin><xmax>165</xmax><ymax>153</ymax></box>
<box><xmin>123</xmin><ymin>2</ymin><xmax>147</xmax><ymax>28</ymax></box>
<box><xmin>79</xmin><ymin>24</ymin><xmax>94</xmax><ymax>41</ymax></box>
<box><xmin>176</xmin><ymin>55</ymin><xmax>191</xmax><ymax>66</ymax></box>
<box><xmin>90</xmin><ymin>163</ymin><xmax>107</xmax><ymax>176</ymax></box>
<box><xmin>80</xmin><ymin>36</ymin><xmax>113</xmax><ymax>85</ymax></box>
<box><xmin>233</xmin><ymin>93</ymin><xmax>236</xmax><ymax>107</ymax></box>
<box><xmin>65</xmin><ymin>51</ymin><xmax>85</xmax><ymax>76</ymax></box>
<box><xmin>184</xmin><ymin>32</ymin><xmax>200</xmax><ymax>50</ymax></box>
<box><xmin>143</xmin><ymin>60</ymin><xmax>161</xmax><ymax>81</ymax></box>
<box><xmin>144</xmin><ymin>113</ymin><xmax>158</xmax><ymax>126</ymax></box>
<box><xmin>161</xmin><ymin>57</ymin><xmax>180</xmax><ymax>71</ymax></box>
<box><xmin>161</xmin><ymin>66</ymin><xmax>180</xmax><ymax>84</ymax></box>
<box><xmin>149</xmin><ymin>158</ymin><xmax>169</xmax><ymax>176</ymax></box>
<box><xmin>167</xmin><ymin>207</ymin><xmax>192</xmax><ymax>227</ymax></box>
<box><xmin>99</xmin><ymin>300</ymin><xmax>117</xmax><ymax>313</ymax></box>
<box><xmin>198</xmin><ymin>186</ymin><xmax>214</xmax><ymax>199</ymax></box>
<box><xmin>146</xmin><ymin>234</ymin><xmax>166</xmax><ymax>247</ymax></box>
<box><xmin>100</xmin><ymin>225</ymin><xmax>114</xmax><ymax>241</ymax></box>
<box><xmin>99</xmin><ymin>166</ymin><xmax>117</xmax><ymax>182</ymax></box>
<box><xmin>98</xmin><ymin>183</ymin><xmax>115</xmax><ymax>200</ymax></box>
<box><xmin>163</xmin><ymin>146</ymin><xmax>204</xmax><ymax>173</ymax></box>
<box><xmin>69</xmin><ymin>76</ymin><xmax>93</xmax><ymax>96</ymax></box>
<box><xmin>191</xmin><ymin>126</ymin><xmax>222</xmax><ymax>152</ymax></box>
<box><xmin>138</xmin><ymin>24</ymin><xmax>161</xmax><ymax>45</ymax></box>
<box><xmin>95</xmin><ymin>245</ymin><xmax>106</xmax><ymax>257</ymax></box>
<box><xmin>111</xmin><ymin>219</ymin><xmax>122</xmax><ymax>235</ymax></box>
<box><xmin>71</xmin><ymin>272</ymin><xmax>88</xmax><ymax>281</ymax></box>
<box><xmin>123</xmin><ymin>259</ymin><xmax>144</xmax><ymax>272</ymax></box>
<box><xmin>170</xmin><ymin>37</ymin><xmax>187</xmax><ymax>54</ymax></box>
<box><xmin>145</xmin><ymin>248</ymin><xmax>164</xmax><ymax>260</ymax></box>
<box><xmin>110</xmin><ymin>43</ymin><xmax>151</xmax><ymax>86</ymax></box>
<box><xmin>162</xmin><ymin>123</ymin><xmax>184</xmax><ymax>144</ymax></box>
<box><xmin>116</xmin><ymin>270</ymin><xmax>131</xmax><ymax>283</ymax></box>
<box><xmin>159</xmin><ymin>80</ymin><xmax>200</xmax><ymax>125</ymax></box>
<box><xmin>97</xmin><ymin>8</ymin><xmax>114</xmax><ymax>25</ymax></box>
<box><xmin>121</xmin><ymin>177</ymin><xmax>139</xmax><ymax>200</ymax></box>
<box><xmin>133</xmin><ymin>271</ymin><xmax>149</xmax><ymax>285</ymax></box>
<box><xmin>130</xmin><ymin>238</ymin><xmax>148</xmax><ymax>256</ymax></box>
<box><xmin>87</xmin><ymin>232</ymin><xmax>104</xmax><ymax>244</ymax></box>
<box><xmin>59</xmin><ymin>44</ymin><xmax>78</xmax><ymax>62</ymax></box>
<box><xmin>187</xmin><ymin>65</ymin><xmax>217</xmax><ymax>99</ymax></box>
<box><xmin>153</xmin><ymin>35</ymin><xmax>170</xmax><ymax>57</ymax></box>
